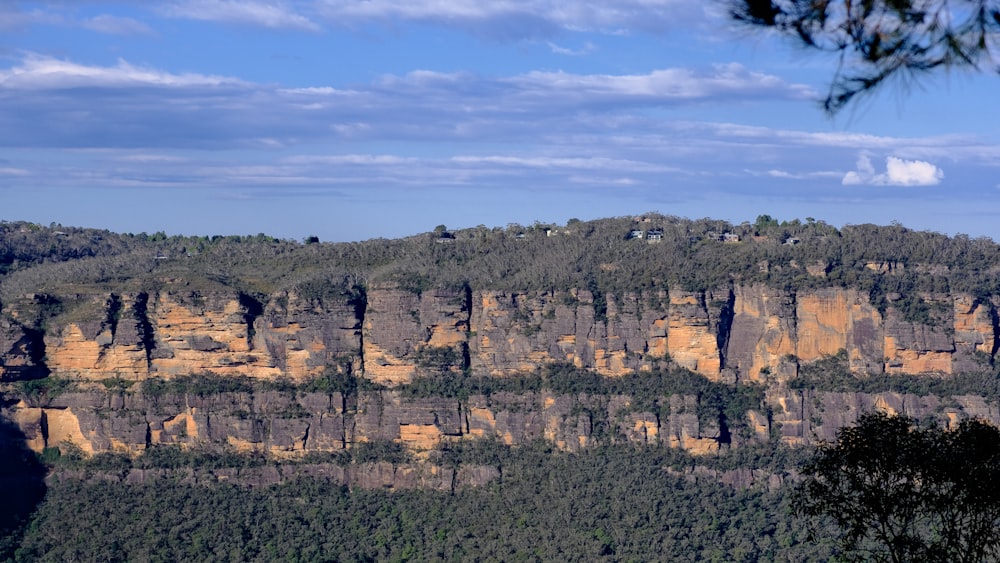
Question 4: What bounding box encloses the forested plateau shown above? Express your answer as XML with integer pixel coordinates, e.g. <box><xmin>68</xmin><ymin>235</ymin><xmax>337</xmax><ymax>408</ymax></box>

<box><xmin>2</xmin><ymin>214</ymin><xmax>1000</xmax><ymax>561</ymax></box>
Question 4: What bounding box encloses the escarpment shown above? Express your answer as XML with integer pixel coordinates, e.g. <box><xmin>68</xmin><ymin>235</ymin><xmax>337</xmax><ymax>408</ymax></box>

<box><xmin>4</xmin><ymin>284</ymin><xmax>996</xmax><ymax>384</ymax></box>
<box><xmin>4</xmin><ymin>217</ymin><xmax>1000</xmax><ymax>466</ymax></box>
<box><xmin>7</xmin><ymin>388</ymin><xmax>731</xmax><ymax>457</ymax></box>
<box><xmin>8</xmin><ymin>383</ymin><xmax>1000</xmax><ymax>460</ymax></box>
<box><xmin>3</xmin><ymin>282</ymin><xmax>999</xmax><ymax>460</ymax></box>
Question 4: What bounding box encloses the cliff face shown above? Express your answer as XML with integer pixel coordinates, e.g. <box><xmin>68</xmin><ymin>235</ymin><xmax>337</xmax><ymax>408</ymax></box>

<box><xmin>469</xmin><ymin>289</ymin><xmax>661</xmax><ymax>378</ymax></box>
<box><xmin>10</xmin><ymin>385</ymin><xmax>1000</xmax><ymax>461</ymax></box>
<box><xmin>4</xmin><ymin>282</ymin><xmax>999</xmax><ymax>460</ymax></box>
<box><xmin>3</xmin><ymin>290</ymin><xmax>362</xmax><ymax>383</ymax></box>
<box><xmin>3</xmin><ymin>284</ymin><xmax>997</xmax><ymax>384</ymax></box>
<box><xmin>260</xmin><ymin>290</ymin><xmax>363</xmax><ymax>379</ymax></box>
<box><xmin>6</xmin><ymin>388</ymin><xmax>728</xmax><ymax>457</ymax></box>
<box><xmin>726</xmin><ymin>285</ymin><xmax>796</xmax><ymax>384</ymax></box>
<box><xmin>363</xmin><ymin>286</ymin><xmax>468</xmax><ymax>385</ymax></box>
<box><xmin>769</xmin><ymin>388</ymin><xmax>1000</xmax><ymax>445</ymax></box>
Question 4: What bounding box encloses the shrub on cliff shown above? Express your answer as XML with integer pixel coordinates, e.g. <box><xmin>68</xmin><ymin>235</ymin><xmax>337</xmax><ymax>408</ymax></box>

<box><xmin>139</xmin><ymin>373</ymin><xmax>254</xmax><ymax>399</ymax></box>
<box><xmin>12</xmin><ymin>376</ymin><xmax>73</xmax><ymax>406</ymax></box>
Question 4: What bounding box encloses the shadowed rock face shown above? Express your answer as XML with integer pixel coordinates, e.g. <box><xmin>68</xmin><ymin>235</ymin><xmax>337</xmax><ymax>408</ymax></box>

<box><xmin>0</xmin><ymin>315</ymin><xmax>48</xmax><ymax>381</ymax></box>
<box><xmin>769</xmin><ymin>390</ymin><xmax>1000</xmax><ymax>445</ymax></box>
<box><xmin>3</xmin><ymin>284</ymin><xmax>994</xmax><ymax>383</ymax></box>
<box><xmin>0</xmin><ymin>410</ymin><xmax>46</xmax><ymax>555</ymax></box>
<box><xmin>7</xmin><ymin>389</ymin><xmax>726</xmax><ymax>457</ymax></box>
<box><xmin>363</xmin><ymin>286</ymin><xmax>469</xmax><ymax>385</ymax></box>
<box><xmin>7</xmin><ymin>385</ymin><xmax>1000</xmax><ymax>461</ymax></box>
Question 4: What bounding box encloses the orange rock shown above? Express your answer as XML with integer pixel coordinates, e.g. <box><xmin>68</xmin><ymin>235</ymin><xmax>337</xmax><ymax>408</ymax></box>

<box><xmin>954</xmin><ymin>295</ymin><xmax>995</xmax><ymax>355</ymax></box>
<box><xmin>162</xmin><ymin>412</ymin><xmax>199</xmax><ymax>439</ymax></box>
<box><xmin>795</xmin><ymin>289</ymin><xmax>853</xmax><ymax>361</ymax></box>
<box><xmin>362</xmin><ymin>341</ymin><xmax>416</xmax><ymax>385</ymax></box>
<box><xmin>399</xmin><ymin>424</ymin><xmax>442</xmax><ymax>450</ymax></box>
<box><xmin>44</xmin><ymin>408</ymin><xmax>93</xmax><ymax>454</ymax></box>
<box><xmin>730</xmin><ymin>285</ymin><xmax>796</xmax><ymax>383</ymax></box>
<box><xmin>226</xmin><ymin>436</ymin><xmax>262</xmax><ymax>453</ymax></box>
<box><xmin>150</xmin><ymin>292</ymin><xmax>281</xmax><ymax>379</ymax></box>
<box><xmin>11</xmin><ymin>405</ymin><xmax>46</xmax><ymax>453</ymax></box>
<box><xmin>632</xmin><ymin>418</ymin><xmax>659</xmax><ymax>444</ymax></box>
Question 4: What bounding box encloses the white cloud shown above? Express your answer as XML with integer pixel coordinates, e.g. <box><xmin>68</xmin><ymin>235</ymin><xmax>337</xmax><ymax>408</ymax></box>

<box><xmin>451</xmin><ymin>155</ymin><xmax>675</xmax><ymax>172</ymax></box>
<box><xmin>510</xmin><ymin>64</ymin><xmax>815</xmax><ymax>100</ymax></box>
<box><xmin>0</xmin><ymin>53</ymin><xmax>241</xmax><ymax>89</ymax></box>
<box><xmin>708</xmin><ymin>123</ymin><xmax>904</xmax><ymax>149</ymax></box>
<box><xmin>283</xmin><ymin>154</ymin><xmax>417</xmax><ymax>165</ymax></box>
<box><xmin>0</xmin><ymin>52</ymin><xmax>985</xmax><ymax>197</ymax></box>
<box><xmin>280</xmin><ymin>86</ymin><xmax>356</xmax><ymax>95</ymax></box>
<box><xmin>316</xmin><ymin>0</ymin><xmax>710</xmax><ymax>38</ymax></box>
<box><xmin>568</xmin><ymin>175</ymin><xmax>638</xmax><ymax>185</ymax></box>
<box><xmin>754</xmin><ymin>169</ymin><xmax>842</xmax><ymax>180</ymax></box>
<box><xmin>0</xmin><ymin>7</ymin><xmax>61</xmax><ymax>31</ymax></box>
<box><xmin>702</xmin><ymin>122</ymin><xmax>994</xmax><ymax>166</ymax></box>
<box><xmin>114</xmin><ymin>153</ymin><xmax>189</xmax><ymax>163</ymax></box>
<box><xmin>884</xmin><ymin>156</ymin><xmax>945</xmax><ymax>185</ymax></box>
<box><xmin>842</xmin><ymin>155</ymin><xmax>944</xmax><ymax>186</ymax></box>
<box><xmin>81</xmin><ymin>14</ymin><xmax>155</xmax><ymax>36</ymax></box>
<box><xmin>547</xmin><ymin>41</ymin><xmax>596</xmax><ymax>56</ymax></box>
<box><xmin>0</xmin><ymin>1</ymin><xmax>721</xmax><ymax>38</ymax></box>
<box><xmin>371</xmin><ymin>64</ymin><xmax>815</xmax><ymax>108</ymax></box>
<box><xmin>0</xmin><ymin>7</ymin><xmax>152</xmax><ymax>35</ymax></box>
<box><xmin>0</xmin><ymin>53</ymin><xmax>808</xmax><ymax>107</ymax></box>
<box><xmin>159</xmin><ymin>0</ymin><xmax>321</xmax><ymax>31</ymax></box>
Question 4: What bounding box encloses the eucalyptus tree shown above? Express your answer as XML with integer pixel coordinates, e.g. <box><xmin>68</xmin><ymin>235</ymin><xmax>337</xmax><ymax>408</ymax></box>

<box><xmin>728</xmin><ymin>0</ymin><xmax>1000</xmax><ymax>112</ymax></box>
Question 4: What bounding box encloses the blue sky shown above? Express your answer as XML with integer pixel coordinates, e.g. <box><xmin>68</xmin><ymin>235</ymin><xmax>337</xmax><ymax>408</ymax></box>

<box><xmin>1</xmin><ymin>1</ymin><xmax>998</xmax><ymax>242</ymax></box>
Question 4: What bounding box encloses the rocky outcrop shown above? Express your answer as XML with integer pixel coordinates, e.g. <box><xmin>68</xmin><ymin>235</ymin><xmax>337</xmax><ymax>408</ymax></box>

<box><xmin>0</xmin><ymin>315</ymin><xmax>47</xmax><ymax>380</ymax></box>
<box><xmin>3</xmin><ymin>388</ymin><xmax>728</xmax><ymax>457</ymax></box>
<box><xmin>468</xmin><ymin>289</ymin><xmax>664</xmax><ymax>377</ymax></box>
<box><xmin>2</xmin><ymin>284</ymin><xmax>998</xmax><ymax>385</ymax></box>
<box><xmin>953</xmin><ymin>295</ymin><xmax>997</xmax><ymax>367</ymax></box>
<box><xmin>793</xmin><ymin>288</ymin><xmax>884</xmax><ymax>373</ymax></box>
<box><xmin>363</xmin><ymin>286</ymin><xmax>468</xmax><ymax>385</ymax></box>
<box><xmin>726</xmin><ymin>285</ymin><xmax>796</xmax><ymax>383</ymax></box>
<box><xmin>260</xmin><ymin>290</ymin><xmax>362</xmax><ymax>379</ymax></box>
<box><xmin>768</xmin><ymin>389</ymin><xmax>1000</xmax><ymax>446</ymax></box>
<box><xmin>665</xmin><ymin>289</ymin><xmax>724</xmax><ymax>380</ymax></box>
<box><xmin>8</xmin><ymin>384</ymin><xmax>999</xmax><ymax>462</ymax></box>
<box><xmin>147</xmin><ymin>291</ymin><xmax>277</xmax><ymax>378</ymax></box>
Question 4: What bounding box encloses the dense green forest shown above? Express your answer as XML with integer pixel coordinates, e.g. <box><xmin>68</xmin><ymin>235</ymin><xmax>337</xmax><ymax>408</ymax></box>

<box><xmin>5</xmin><ymin>442</ymin><xmax>831</xmax><ymax>562</ymax></box>
<box><xmin>3</xmin><ymin>214</ymin><xmax>998</xmax><ymax>309</ymax></box>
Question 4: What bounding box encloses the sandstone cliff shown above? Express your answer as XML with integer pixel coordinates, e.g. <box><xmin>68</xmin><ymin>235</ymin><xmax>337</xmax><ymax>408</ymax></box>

<box><xmin>4</xmin><ymin>284</ymin><xmax>995</xmax><ymax>384</ymax></box>
<box><xmin>5</xmin><ymin>387</ymin><xmax>727</xmax><ymax>457</ymax></box>
<box><xmin>4</xmin><ymin>281</ymin><xmax>999</xmax><ymax>461</ymax></box>
<box><xmin>8</xmin><ymin>383</ymin><xmax>999</xmax><ymax>463</ymax></box>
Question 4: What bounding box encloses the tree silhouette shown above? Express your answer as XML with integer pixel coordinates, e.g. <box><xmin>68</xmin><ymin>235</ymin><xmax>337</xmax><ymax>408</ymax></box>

<box><xmin>795</xmin><ymin>411</ymin><xmax>1000</xmax><ymax>562</ymax></box>
<box><xmin>728</xmin><ymin>0</ymin><xmax>1000</xmax><ymax>112</ymax></box>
